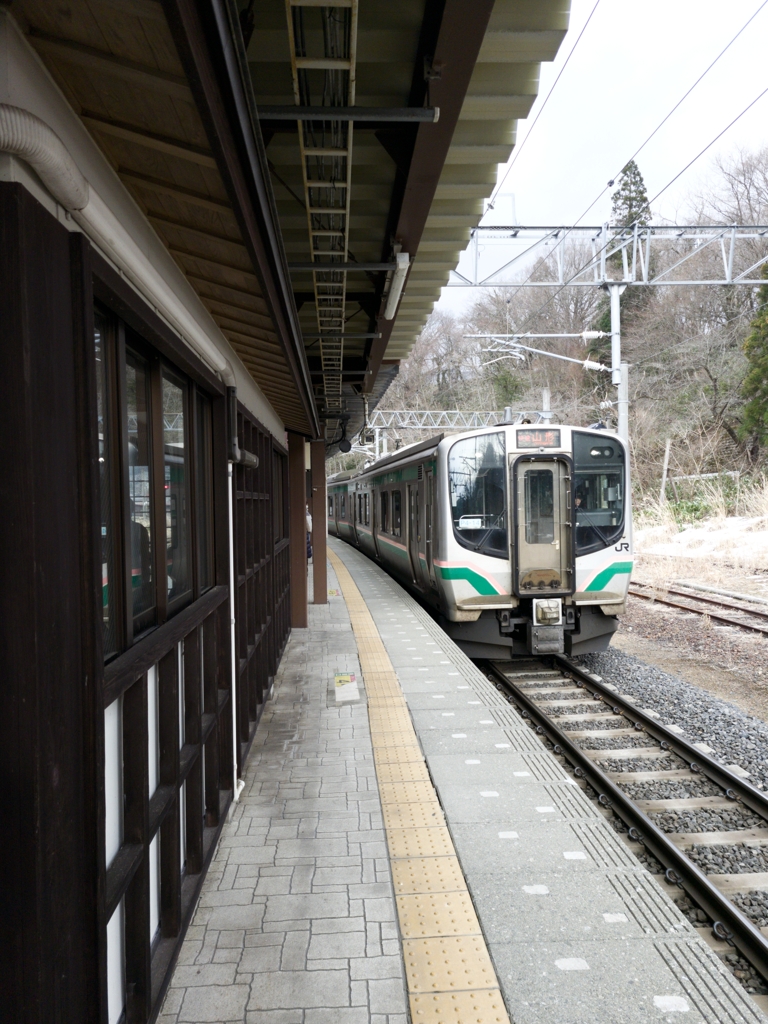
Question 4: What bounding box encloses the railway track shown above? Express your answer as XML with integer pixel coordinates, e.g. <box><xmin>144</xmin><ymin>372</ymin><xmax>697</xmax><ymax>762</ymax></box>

<box><xmin>481</xmin><ymin>656</ymin><xmax>768</xmax><ymax>993</ymax></box>
<box><xmin>628</xmin><ymin>581</ymin><xmax>768</xmax><ymax>636</ymax></box>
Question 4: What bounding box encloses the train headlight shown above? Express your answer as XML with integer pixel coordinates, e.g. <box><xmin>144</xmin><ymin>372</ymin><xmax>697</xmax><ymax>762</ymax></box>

<box><xmin>533</xmin><ymin>598</ymin><xmax>562</xmax><ymax>626</ymax></box>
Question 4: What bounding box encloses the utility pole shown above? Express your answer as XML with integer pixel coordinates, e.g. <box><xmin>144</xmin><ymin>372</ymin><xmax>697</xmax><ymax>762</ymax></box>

<box><xmin>604</xmin><ymin>281</ymin><xmax>629</xmax><ymax>443</ymax></box>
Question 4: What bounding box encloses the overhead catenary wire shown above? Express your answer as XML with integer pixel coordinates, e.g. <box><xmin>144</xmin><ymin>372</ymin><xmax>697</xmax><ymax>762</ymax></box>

<box><xmin>479</xmin><ymin>0</ymin><xmax>768</xmax><ymax>319</ymax></box>
<box><xmin>483</xmin><ymin>85</ymin><xmax>768</xmax><ymax>356</ymax></box>
<box><xmin>486</xmin><ymin>0</ymin><xmax>601</xmax><ymax>211</ymax></box>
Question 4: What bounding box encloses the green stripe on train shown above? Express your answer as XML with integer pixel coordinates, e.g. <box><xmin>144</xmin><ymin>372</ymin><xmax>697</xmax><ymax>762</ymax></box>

<box><xmin>585</xmin><ymin>561</ymin><xmax>633</xmax><ymax>592</ymax></box>
<box><xmin>436</xmin><ymin>565</ymin><xmax>500</xmax><ymax>596</ymax></box>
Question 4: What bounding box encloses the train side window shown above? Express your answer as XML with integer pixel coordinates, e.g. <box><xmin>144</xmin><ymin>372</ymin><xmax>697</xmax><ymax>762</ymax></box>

<box><xmin>381</xmin><ymin>491</ymin><xmax>389</xmax><ymax>533</ymax></box>
<box><xmin>364</xmin><ymin>492</ymin><xmax>370</xmax><ymax>526</ymax></box>
<box><xmin>341</xmin><ymin>493</ymin><xmax>346</xmax><ymax>519</ymax></box>
<box><xmin>448</xmin><ymin>432</ymin><xmax>508</xmax><ymax>558</ymax></box>
<box><xmin>572</xmin><ymin>432</ymin><xmax>625</xmax><ymax>555</ymax></box>
<box><xmin>392</xmin><ymin>490</ymin><xmax>401</xmax><ymax>537</ymax></box>
<box><xmin>328</xmin><ymin>496</ymin><xmax>334</xmax><ymax>518</ymax></box>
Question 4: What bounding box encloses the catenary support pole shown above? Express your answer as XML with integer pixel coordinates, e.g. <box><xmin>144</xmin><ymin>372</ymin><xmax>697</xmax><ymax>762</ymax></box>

<box><xmin>618</xmin><ymin>362</ymin><xmax>629</xmax><ymax>443</ymax></box>
<box><xmin>310</xmin><ymin>440</ymin><xmax>327</xmax><ymax>605</ymax></box>
<box><xmin>288</xmin><ymin>432</ymin><xmax>308</xmax><ymax>627</ymax></box>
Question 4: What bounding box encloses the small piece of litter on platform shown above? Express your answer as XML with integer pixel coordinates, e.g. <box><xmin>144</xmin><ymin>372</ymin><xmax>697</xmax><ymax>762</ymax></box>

<box><xmin>556</xmin><ymin>958</ymin><xmax>589</xmax><ymax>971</ymax></box>
<box><xmin>653</xmin><ymin>996</ymin><xmax>689</xmax><ymax>1012</ymax></box>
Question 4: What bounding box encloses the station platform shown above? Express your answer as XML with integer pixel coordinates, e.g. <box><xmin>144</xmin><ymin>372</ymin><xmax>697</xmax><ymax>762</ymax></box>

<box><xmin>159</xmin><ymin>538</ymin><xmax>766</xmax><ymax>1024</ymax></box>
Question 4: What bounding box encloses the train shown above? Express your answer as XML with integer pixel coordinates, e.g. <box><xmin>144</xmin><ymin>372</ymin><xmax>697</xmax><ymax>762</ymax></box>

<box><xmin>328</xmin><ymin>421</ymin><xmax>632</xmax><ymax>660</ymax></box>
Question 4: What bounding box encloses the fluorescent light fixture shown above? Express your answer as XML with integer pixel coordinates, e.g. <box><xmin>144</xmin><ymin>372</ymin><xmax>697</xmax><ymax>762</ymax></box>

<box><xmin>383</xmin><ymin>252</ymin><xmax>410</xmax><ymax>319</ymax></box>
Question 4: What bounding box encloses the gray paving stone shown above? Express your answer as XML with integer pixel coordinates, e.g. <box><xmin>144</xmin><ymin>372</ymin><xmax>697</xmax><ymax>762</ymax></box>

<box><xmin>171</xmin><ymin>964</ymin><xmax>237</xmax><ymax>988</ymax></box>
<box><xmin>367</xmin><ymin>978</ymin><xmax>408</xmax><ymax>1015</ymax></box>
<box><xmin>177</xmin><ymin>984</ymin><xmax>250</xmax><ymax>1022</ymax></box>
<box><xmin>308</xmin><ymin>929</ymin><xmax>367</xmax><ymax>960</ymax></box>
<box><xmin>248</xmin><ymin>969</ymin><xmax>350</xmax><ymax>1009</ymax></box>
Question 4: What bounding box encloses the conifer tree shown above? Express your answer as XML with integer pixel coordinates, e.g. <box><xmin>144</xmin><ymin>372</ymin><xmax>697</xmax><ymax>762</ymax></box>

<box><xmin>610</xmin><ymin>160</ymin><xmax>651</xmax><ymax>226</ymax></box>
<box><xmin>741</xmin><ymin>265</ymin><xmax>768</xmax><ymax>445</ymax></box>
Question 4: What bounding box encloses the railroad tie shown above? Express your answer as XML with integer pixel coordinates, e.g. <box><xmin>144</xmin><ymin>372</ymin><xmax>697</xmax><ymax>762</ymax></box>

<box><xmin>328</xmin><ymin>549</ymin><xmax>511</xmax><ymax>1024</ymax></box>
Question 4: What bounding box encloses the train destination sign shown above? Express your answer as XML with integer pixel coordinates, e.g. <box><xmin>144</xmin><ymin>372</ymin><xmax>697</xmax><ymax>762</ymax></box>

<box><xmin>516</xmin><ymin>428</ymin><xmax>561</xmax><ymax>448</ymax></box>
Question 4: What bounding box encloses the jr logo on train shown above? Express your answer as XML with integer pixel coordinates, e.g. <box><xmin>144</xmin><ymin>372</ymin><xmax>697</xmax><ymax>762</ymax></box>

<box><xmin>328</xmin><ymin>424</ymin><xmax>632</xmax><ymax>659</ymax></box>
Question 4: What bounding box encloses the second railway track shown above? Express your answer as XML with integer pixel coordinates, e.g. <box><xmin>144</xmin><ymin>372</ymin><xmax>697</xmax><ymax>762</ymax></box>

<box><xmin>481</xmin><ymin>655</ymin><xmax>768</xmax><ymax>996</ymax></box>
<box><xmin>628</xmin><ymin>581</ymin><xmax>768</xmax><ymax>636</ymax></box>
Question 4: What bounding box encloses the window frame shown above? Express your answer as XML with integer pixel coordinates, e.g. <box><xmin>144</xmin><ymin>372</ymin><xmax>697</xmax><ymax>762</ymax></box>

<box><xmin>97</xmin><ymin>305</ymin><xmax>218</xmax><ymax>657</ymax></box>
<box><xmin>447</xmin><ymin>431</ymin><xmax>509</xmax><ymax>560</ymax></box>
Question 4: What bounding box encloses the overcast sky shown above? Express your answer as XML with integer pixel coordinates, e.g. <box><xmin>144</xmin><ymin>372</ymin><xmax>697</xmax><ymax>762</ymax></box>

<box><xmin>436</xmin><ymin>0</ymin><xmax>768</xmax><ymax>313</ymax></box>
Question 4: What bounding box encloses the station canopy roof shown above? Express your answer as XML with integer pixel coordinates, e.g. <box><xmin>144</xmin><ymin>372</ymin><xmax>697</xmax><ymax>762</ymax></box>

<box><xmin>12</xmin><ymin>0</ymin><xmax>568</xmax><ymax>441</ymax></box>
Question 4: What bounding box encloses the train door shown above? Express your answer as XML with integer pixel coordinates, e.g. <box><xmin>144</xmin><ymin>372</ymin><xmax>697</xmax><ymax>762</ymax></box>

<box><xmin>513</xmin><ymin>458</ymin><xmax>573</xmax><ymax>595</ymax></box>
<box><xmin>424</xmin><ymin>468</ymin><xmax>437</xmax><ymax>589</ymax></box>
<box><xmin>407</xmin><ymin>482</ymin><xmax>420</xmax><ymax>583</ymax></box>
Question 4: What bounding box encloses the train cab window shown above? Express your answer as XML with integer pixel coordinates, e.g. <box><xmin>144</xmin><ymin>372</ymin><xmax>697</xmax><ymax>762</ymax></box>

<box><xmin>126</xmin><ymin>349</ymin><xmax>155</xmax><ymax>631</ymax></box>
<box><xmin>524</xmin><ymin>470</ymin><xmax>555</xmax><ymax>544</ymax></box>
<box><xmin>392</xmin><ymin>490</ymin><xmax>402</xmax><ymax>537</ymax></box>
<box><xmin>448</xmin><ymin>433</ymin><xmax>508</xmax><ymax>558</ymax></box>
<box><xmin>573</xmin><ymin>432</ymin><xmax>625</xmax><ymax>554</ymax></box>
<box><xmin>380</xmin><ymin>491</ymin><xmax>389</xmax><ymax>533</ymax></box>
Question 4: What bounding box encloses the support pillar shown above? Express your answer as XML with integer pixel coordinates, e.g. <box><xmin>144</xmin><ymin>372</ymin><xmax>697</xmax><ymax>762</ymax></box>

<box><xmin>310</xmin><ymin>440</ymin><xmax>327</xmax><ymax>605</ymax></box>
<box><xmin>288</xmin><ymin>432</ymin><xmax>308</xmax><ymax>627</ymax></box>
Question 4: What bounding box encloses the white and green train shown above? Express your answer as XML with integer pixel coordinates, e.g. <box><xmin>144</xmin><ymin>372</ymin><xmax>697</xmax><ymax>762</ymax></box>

<box><xmin>328</xmin><ymin>423</ymin><xmax>632</xmax><ymax>659</ymax></box>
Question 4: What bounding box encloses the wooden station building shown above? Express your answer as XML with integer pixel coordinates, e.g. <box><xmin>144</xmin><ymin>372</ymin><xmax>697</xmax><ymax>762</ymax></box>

<box><xmin>0</xmin><ymin>1</ymin><xmax>568</xmax><ymax>1020</ymax></box>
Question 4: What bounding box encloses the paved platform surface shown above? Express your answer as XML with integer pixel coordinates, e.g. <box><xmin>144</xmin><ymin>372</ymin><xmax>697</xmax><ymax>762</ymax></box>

<box><xmin>158</xmin><ymin>559</ymin><xmax>409</xmax><ymax>1024</ymax></box>
<box><xmin>160</xmin><ymin>538</ymin><xmax>767</xmax><ymax>1024</ymax></box>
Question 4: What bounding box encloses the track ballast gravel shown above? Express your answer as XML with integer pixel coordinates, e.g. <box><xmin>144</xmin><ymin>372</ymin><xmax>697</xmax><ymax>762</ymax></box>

<box><xmin>580</xmin><ymin>647</ymin><xmax>768</xmax><ymax>789</ymax></box>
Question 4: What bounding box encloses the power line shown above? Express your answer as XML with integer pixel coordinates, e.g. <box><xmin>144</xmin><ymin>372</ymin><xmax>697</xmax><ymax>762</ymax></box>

<box><xmin>479</xmin><ymin>0</ymin><xmax>768</xmax><ymax>309</ymax></box>
<box><xmin>486</xmin><ymin>0</ymin><xmax>601</xmax><ymax>210</ymax></box>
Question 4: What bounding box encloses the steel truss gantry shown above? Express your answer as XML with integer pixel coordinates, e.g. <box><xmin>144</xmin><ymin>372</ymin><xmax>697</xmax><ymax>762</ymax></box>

<box><xmin>450</xmin><ymin>224</ymin><xmax>768</xmax><ymax>289</ymax></box>
<box><xmin>448</xmin><ymin>223</ymin><xmax>768</xmax><ymax>442</ymax></box>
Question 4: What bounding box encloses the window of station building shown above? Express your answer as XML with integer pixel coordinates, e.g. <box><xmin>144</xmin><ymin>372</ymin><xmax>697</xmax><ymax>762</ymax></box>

<box><xmin>392</xmin><ymin>490</ymin><xmax>402</xmax><ymax>537</ymax></box>
<box><xmin>126</xmin><ymin>348</ymin><xmax>155</xmax><ymax>632</ymax></box>
<box><xmin>95</xmin><ymin>305</ymin><xmax>217</xmax><ymax>657</ymax></box>
<box><xmin>448</xmin><ymin>432</ymin><xmax>508</xmax><ymax>558</ymax></box>
<box><xmin>572</xmin><ymin>432</ymin><xmax>625</xmax><ymax>555</ymax></box>
<box><xmin>380</xmin><ymin>491</ymin><xmax>389</xmax><ymax>533</ymax></box>
<box><xmin>95</xmin><ymin>310</ymin><xmax>118</xmax><ymax>659</ymax></box>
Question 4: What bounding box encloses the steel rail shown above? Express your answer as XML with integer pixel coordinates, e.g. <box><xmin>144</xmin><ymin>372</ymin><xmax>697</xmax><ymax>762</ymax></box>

<box><xmin>636</xmin><ymin>583</ymin><xmax>768</xmax><ymax>619</ymax></box>
<box><xmin>628</xmin><ymin>585</ymin><xmax>768</xmax><ymax>636</ymax></box>
<box><xmin>482</xmin><ymin>657</ymin><xmax>768</xmax><ymax>983</ymax></box>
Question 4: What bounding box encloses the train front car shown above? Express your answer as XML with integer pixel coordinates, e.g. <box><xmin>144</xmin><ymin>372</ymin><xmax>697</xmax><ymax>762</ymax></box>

<box><xmin>436</xmin><ymin>424</ymin><xmax>631</xmax><ymax>660</ymax></box>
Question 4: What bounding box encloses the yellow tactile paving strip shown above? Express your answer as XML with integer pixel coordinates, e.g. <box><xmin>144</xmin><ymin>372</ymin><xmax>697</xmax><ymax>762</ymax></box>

<box><xmin>327</xmin><ymin>549</ymin><xmax>512</xmax><ymax>1024</ymax></box>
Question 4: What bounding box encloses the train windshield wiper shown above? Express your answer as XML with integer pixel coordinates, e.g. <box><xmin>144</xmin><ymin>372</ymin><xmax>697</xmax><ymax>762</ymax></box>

<box><xmin>469</xmin><ymin>510</ymin><xmax>506</xmax><ymax>553</ymax></box>
<box><xmin>576</xmin><ymin>508</ymin><xmax>610</xmax><ymax>544</ymax></box>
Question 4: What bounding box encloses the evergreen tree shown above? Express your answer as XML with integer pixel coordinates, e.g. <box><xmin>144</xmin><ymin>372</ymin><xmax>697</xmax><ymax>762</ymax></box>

<box><xmin>610</xmin><ymin>160</ymin><xmax>650</xmax><ymax>226</ymax></box>
<box><xmin>740</xmin><ymin>265</ymin><xmax>768</xmax><ymax>445</ymax></box>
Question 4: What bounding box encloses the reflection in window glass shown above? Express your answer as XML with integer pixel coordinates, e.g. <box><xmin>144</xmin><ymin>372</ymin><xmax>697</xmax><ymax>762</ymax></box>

<box><xmin>524</xmin><ymin>470</ymin><xmax>555</xmax><ymax>544</ymax></box>
<box><xmin>126</xmin><ymin>352</ymin><xmax>154</xmax><ymax>626</ymax></box>
<box><xmin>448</xmin><ymin>433</ymin><xmax>508</xmax><ymax>558</ymax></box>
<box><xmin>392</xmin><ymin>491</ymin><xmax>402</xmax><ymax>537</ymax></box>
<box><xmin>195</xmin><ymin>394</ymin><xmax>213</xmax><ymax>592</ymax></box>
<box><xmin>95</xmin><ymin>313</ymin><xmax>117</xmax><ymax>657</ymax></box>
<box><xmin>163</xmin><ymin>373</ymin><xmax>191</xmax><ymax>603</ymax></box>
<box><xmin>573</xmin><ymin>432</ymin><xmax>625</xmax><ymax>554</ymax></box>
